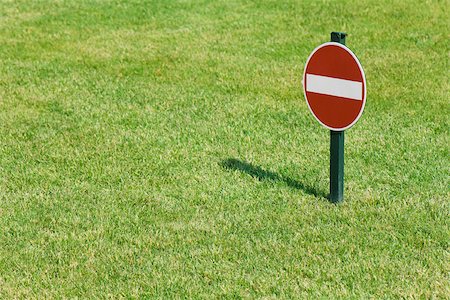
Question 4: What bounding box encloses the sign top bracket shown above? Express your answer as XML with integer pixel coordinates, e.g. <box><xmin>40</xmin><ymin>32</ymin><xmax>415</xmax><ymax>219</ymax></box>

<box><xmin>331</xmin><ymin>32</ymin><xmax>347</xmax><ymax>45</ymax></box>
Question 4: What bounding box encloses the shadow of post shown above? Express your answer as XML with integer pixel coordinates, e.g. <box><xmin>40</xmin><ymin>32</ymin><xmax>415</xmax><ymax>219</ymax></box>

<box><xmin>220</xmin><ymin>158</ymin><xmax>327</xmax><ymax>198</ymax></box>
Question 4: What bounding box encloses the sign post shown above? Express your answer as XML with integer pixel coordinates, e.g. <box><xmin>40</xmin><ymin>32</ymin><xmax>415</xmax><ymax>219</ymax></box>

<box><xmin>329</xmin><ymin>32</ymin><xmax>346</xmax><ymax>203</ymax></box>
<box><xmin>302</xmin><ymin>32</ymin><xmax>366</xmax><ymax>203</ymax></box>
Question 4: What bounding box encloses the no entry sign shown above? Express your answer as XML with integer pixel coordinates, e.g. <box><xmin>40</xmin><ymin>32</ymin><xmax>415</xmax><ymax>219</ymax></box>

<box><xmin>303</xmin><ymin>42</ymin><xmax>366</xmax><ymax>131</ymax></box>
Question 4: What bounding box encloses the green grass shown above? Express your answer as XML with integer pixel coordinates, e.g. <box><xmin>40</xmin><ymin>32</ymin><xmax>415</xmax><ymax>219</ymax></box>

<box><xmin>0</xmin><ymin>0</ymin><xmax>448</xmax><ymax>298</ymax></box>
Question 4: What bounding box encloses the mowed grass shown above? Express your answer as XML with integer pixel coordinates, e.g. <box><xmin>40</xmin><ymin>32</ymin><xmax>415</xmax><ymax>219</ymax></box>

<box><xmin>0</xmin><ymin>0</ymin><xmax>448</xmax><ymax>298</ymax></box>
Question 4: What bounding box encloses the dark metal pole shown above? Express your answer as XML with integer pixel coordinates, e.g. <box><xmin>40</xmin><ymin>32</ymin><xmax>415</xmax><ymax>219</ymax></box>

<box><xmin>329</xmin><ymin>32</ymin><xmax>346</xmax><ymax>203</ymax></box>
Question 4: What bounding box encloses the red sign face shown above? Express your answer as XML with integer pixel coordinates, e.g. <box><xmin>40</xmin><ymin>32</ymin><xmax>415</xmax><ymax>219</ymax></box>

<box><xmin>303</xmin><ymin>42</ymin><xmax>366</xmax><ymax>131</ymax></box>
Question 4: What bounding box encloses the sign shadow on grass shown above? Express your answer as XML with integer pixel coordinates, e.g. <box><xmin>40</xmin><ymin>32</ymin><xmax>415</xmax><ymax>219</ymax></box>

<box><xmin>220</xmin><ymin>158</ymin><xmax>327</xmax><ymax>198</ymax></box>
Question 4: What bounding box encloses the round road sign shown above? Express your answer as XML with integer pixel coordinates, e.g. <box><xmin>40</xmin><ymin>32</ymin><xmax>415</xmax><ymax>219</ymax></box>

<box><xmin>303</xmin><ymin>42</ymin><xmax>366</xmax><ymax>131</ymax></box>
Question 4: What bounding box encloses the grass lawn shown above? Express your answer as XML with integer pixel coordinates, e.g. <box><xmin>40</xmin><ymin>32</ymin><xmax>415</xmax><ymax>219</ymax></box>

<box><xmin>0</xmin><ymin>0</ymin><xmax>448</xmax><ymax>298</ymax></box>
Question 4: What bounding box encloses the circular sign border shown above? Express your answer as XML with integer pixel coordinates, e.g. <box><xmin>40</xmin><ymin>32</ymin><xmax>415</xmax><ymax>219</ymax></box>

<box><xmin>302</xmin><ymin>42</ymin><xmax>367</xmax><ymax>131</ymax></box>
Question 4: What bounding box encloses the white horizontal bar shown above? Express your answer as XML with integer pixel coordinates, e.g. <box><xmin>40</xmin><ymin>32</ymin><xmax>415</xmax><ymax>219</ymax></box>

<box><xmin>306</xmin><ymin>74</ymin><xmax>362</xmax><ymax>100</ymax></box>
